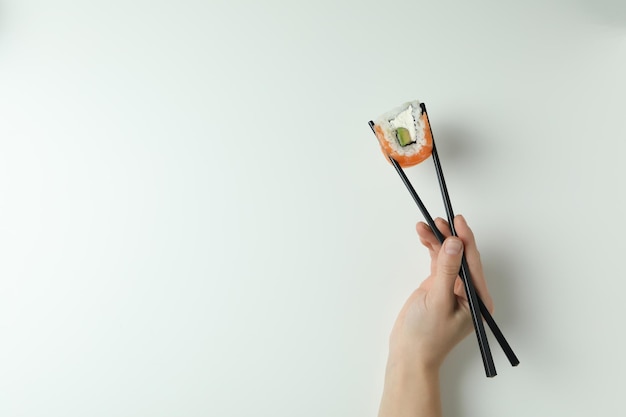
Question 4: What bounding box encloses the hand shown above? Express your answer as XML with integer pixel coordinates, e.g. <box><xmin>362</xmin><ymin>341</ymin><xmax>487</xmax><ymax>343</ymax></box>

<box><xmin>388</xmin><ymin>215</ymin><xmax>494</xmax><ymax>373</ymax></box>
<box><xmin>378</xmin><ymin>215</ymin><xmax>494</xmax><ymax>417</ymax></box>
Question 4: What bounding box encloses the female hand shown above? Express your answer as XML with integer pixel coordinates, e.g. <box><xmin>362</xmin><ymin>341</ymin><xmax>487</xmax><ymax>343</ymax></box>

<box><xmin>387</xmin><ymin>215</ymin><xmax>494</xmax><ymax>372</ymax></box>
<box><xmin>379</xmin><ymin>215</ymin><xmax>494</xmax><ymax>417</ymax></box>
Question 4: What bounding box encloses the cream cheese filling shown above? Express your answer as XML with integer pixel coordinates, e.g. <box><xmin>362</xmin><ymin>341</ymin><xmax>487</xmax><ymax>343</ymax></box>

<box><xmin>389</xmin><ymin>104</ymin><xmax>417</xmax><ymax>145</ymax></box>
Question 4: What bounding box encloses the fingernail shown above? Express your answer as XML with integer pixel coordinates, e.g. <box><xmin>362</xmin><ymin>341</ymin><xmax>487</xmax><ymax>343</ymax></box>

<box><xmin>444</xmin><ymin>239</ymin><xmax>463</xmax><ymax>255</ymax></box>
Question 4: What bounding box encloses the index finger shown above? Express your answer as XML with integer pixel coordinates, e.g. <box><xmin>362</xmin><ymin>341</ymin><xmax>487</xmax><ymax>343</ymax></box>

<box><xmin>454</xmin><ymin>215</ymin><xmax>493</xmax><ymax>313</ymax></box>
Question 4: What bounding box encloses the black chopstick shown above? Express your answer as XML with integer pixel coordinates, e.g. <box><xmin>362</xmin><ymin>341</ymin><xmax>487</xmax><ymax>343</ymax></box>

<box><xmin>421</xmin><ymin>103</ymin><xmax>520</xmax><ymax>368</ymax></box>
<box><xmin>368</xmin><ymin>115</ymin><xmax>520</xmax><ymax>376</ymax></box>
<box><xmin>369</xmin><ymin>119</ymin><xmax>494</xmax><ymax>376</ymax></box>
<box><xmin>407</xmin><ymin>109</ymin><xmax>495</xmax><ymax>377</ymax></box>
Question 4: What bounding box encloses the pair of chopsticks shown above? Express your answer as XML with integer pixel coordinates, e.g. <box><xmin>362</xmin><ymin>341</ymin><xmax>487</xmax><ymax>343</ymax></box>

<box><xmin>368</xmin><ymin>103</ymin><xmax>519</xmax><ymax>377</ymax></box>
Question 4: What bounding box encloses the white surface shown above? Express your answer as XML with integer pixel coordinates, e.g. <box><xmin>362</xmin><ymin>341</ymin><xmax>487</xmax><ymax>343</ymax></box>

<box><xmin>1</xmin><ymin>1</ymin><xmax>625</xmax><ymax>416</ymax></box>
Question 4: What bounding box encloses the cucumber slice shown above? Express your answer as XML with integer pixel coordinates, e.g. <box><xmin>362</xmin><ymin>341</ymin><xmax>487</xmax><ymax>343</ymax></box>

<box><xmin>395</xmin><ymin>127</ymin><xmax>414</xmax><ymax>147</ymax></box>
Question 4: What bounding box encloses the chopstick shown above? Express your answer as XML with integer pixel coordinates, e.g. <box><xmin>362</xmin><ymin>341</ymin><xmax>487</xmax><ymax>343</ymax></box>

<box><xmin>421</xmin><ymin>103</ymin><xmax>520</xmax><ymax>368</ymax></box>
<box><xmin>369</xmin><ymin>119</ymin><xmax>494</xmax><ymax>376</ymax></box>
<box><xmin>415</xmin><ymin>104</ymin><xmax>494</xmax><ymax>376</ymax></box>
<box><xmin>368</xmin><ymin>114</ymin><xmax>519</xmax><ymax>376</ymax></box>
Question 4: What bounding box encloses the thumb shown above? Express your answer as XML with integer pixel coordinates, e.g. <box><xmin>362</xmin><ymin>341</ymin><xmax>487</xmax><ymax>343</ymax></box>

<box><xmin>431</xmin><ymin>237</ymin><xmax>464</xmax><ymax>306</ymax></box>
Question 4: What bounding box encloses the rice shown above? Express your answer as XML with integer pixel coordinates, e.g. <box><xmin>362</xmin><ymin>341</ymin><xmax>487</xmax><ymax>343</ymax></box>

<box><xmin>374</xmin><ymin>100</ymin><xmax>427</xmax><ymax>156</ymax></box>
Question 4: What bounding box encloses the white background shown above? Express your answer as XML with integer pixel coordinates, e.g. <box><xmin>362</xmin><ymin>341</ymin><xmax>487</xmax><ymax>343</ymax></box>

<box><xmin>1</xmin><ymin>1</ymin><xmax>625</xmax><ymax>416</ymax></box>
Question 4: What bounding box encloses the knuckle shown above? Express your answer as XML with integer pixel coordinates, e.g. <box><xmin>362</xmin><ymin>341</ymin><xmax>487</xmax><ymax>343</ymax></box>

<box><xmin>439</xmin><ymin>262</ymin><xmax>460</xmax><ymax>277</ymax></box>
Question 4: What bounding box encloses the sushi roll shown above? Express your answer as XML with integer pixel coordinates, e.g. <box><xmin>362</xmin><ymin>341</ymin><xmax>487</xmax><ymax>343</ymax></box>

<box><xmin>373</xmin><ymin>100</ymin><xmax>433</xmax><ymax>167</ymax></box>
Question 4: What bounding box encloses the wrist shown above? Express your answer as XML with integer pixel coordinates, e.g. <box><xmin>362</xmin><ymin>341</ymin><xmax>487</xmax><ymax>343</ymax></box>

<box><xmin>385</xmin><ymin>352</ymin><xmax>440</xmax><ymax>383</ymax></box>
<box><xmin>387</xmin><ymin>337</ymin><xmax>445</xmax><ymax>376</ymax></box>
<box><xmin>379</xmin><ymin>354</ymin><xmax>442</xmax><ymax>417</ymax></box>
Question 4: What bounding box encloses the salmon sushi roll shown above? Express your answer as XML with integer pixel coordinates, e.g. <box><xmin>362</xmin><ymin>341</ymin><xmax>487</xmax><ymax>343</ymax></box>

<box><xmin>373</xmin><ymin>101</ymin><xmax>433</xmax><ymax>167</ymax></box>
